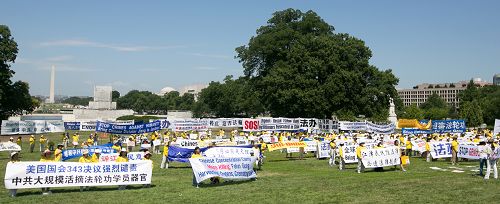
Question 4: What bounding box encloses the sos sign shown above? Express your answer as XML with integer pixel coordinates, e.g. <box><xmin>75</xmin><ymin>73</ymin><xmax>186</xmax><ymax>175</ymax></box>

<box><xmin>243</xmin><ymin>119</ymin><xmax>260</xmax><ymax>131</ymax></box>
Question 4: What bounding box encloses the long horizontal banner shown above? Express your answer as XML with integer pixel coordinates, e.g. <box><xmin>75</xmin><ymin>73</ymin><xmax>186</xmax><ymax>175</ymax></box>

<box><xmin>402</xmin><ymin>128</ymin><xmax>432</xmax><ymax>135</ymax></box>
<box><xmin>267</xmin><ymin>141</ymin><xmax>307</xmax><ymax>152</ymax></box>
<box><xmin>339</xmin><ymin>121</ymin><xmax>395</xmax><ymax>134</ymax></box>
<box><xmin>0</xmin><ymin>142</ymin><xmax>21</xmax><ymax>152</ymax></box>
<box><xmin>4</xmin><ymin>161</ymin><xmax>152</xmax><ymax>189</ymax></box>
<box><xmin>62</xmin><ymin>143</ymin><xmax>114</xmax><ymax>161</ymax></box>
<box><xmin>190</xmin><ymin>157</ymin><xmax>256</xmax><ymax>184</ymax></box>
<box><xmin>168</xmin><ymin>145</ymin><xmax>254</xmax><ymax>163</ymax></box>
<box><xmin>64</xmin><ymin>120</ymin><xmax>134</xmax><ymax>132</ymax></box>
<box><xmin>361</xmin><ymin>146</ymin><xmax>401</xmax><ymax>168</ymax></box>
<box><xmin>1</xmin><ymin>120</ymin><xmax>64</xmax><ymax>135</ymax></box>
<box><xmin>96</xmin><ymin>121</ymin><xmax>161</xmax><ymax>134</ymax></box>
<box><xmin>432</xmin><ymin>120</ymin><xmax>466</xmax><ymax>133</ymax></box>
<box><xmin>397</xmin><ymin>119</ymin><xmax>432</xmax><ymax>129</ymax></box>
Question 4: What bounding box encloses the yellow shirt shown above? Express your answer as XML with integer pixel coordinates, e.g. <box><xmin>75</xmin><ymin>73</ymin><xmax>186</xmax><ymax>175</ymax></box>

<box><xmin>29</xmin><ymin>137</ymin><xmax>35</xmax><ymax>144</ymax></box>
<box><xmin>40</xmin><ymin>157</ymin><xmax>53</xmax><ymax>162</ymax></box>
<box><xmin>112</xmin><ymin>145</ymin><xmax>121</xmax><ymax>152</ymax></box>
<box><xmin>54</xmin><ymin>149</ymin><xmax>63</xmax><ymax>161</ymax></box>
<box><xmin>87</xmin><ymin>138</ymin><xmax>94</xmax><ymax>145</ymax></box>
<box><xmin>401</xmin><ymin>155</ymin><xmax>409</xmax><ymax>165</ymax></box>
<box><xmin>356</xmin><ymin>146</ymin><xmax>365</xmax><ymax>158</ymax></box>
<box><xmin>406</xmin><ymin>141</ymin><xmax>412</xmax><ymax>149</ymax></box>
<box><xmin>330</xmin><ymin>142</ymin><xmax>336</xmax><ymax>149</ymax></box>
<box><xmin>16</xmin><ymin>139</ymin><xmax>21</xmax><ymax>145</ymax></box>
<box><xmin>163</xmin><ymin>146</ymin><xmax>169</xmax><ymax>156</ymax></box>
<box><xmin>451</xmin><ymin>141</ymin><xmax>459</xmax><ymax>152</ymax></box>
<box><xmin>40</xmin><ymin>137</ymin><xmax>47</xmax><ymax>144</ymax></box>
<box><xmin>79</xmin><ymin>156</ymin><xmax>92</xmax><ymax>163</ymax></box>
<box><xmin>473</xmin><ymin>138</ymin><xmax>480</xmax><ymax>143</ymax></box>
<box><xmin>425</xmin><ymin>142</ymin><xmax>430</xmax><ymax>151</ymax></box>
<box><xmin>72</xmin><ymin>135</ymin><xmax>79</xmax><ymax>143</ymax></box>
<box><xmin>116</xmin><ymin>156</ymin><xmax>129</xmax><ymax>162</ymax></box>
<box><xmin>191</xmin><ymin>153</ymin><xmax>202</xmax><ymax>159</ymax></box>
<box><xmin>260</xmin><ymin>142</ymin><xmax>267</xmax><ymax>151</ymax></box>
<box><xmin>91</xmin><ymin>154</ymin><xmax>100</xmax><ymax>163</ymax></box>
<box><xmin>339</xmin><ymin>147</ymin><xmax>344</xmax><ymax>157</ymax></box>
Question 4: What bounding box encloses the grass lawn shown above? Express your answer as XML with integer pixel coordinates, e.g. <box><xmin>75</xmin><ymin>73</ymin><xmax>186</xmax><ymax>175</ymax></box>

<box><xmin>1</xmin><ymin>132</ymin><xmax>500</xmax><ymax>203</ymax></box>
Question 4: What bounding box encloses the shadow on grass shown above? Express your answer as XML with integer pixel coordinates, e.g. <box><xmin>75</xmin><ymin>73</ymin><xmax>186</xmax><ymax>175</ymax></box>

<box><xmin>167</xmin><ymin>166</ymin><xmax>192</xmax><ymax>169</ymax></box>
<box><xmin>14</xmin><ymin>184</ymin><xmax>157</xmax><ymax>197</ymax></box>
<box><xmin>196</xmin><ymin>179</ymin><xmax>255</xmax><ymax>188</ymax></box>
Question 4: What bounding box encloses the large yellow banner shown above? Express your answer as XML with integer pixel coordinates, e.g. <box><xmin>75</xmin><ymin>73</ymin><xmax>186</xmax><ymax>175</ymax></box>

<box><xmin>267</xmin><ymin>141</ymin><xmax>307</xmax><ymax>152</ymax></box>
<box><xmin>397</xmin><ymin>119</ymin><xmax>432</xmax><ymax>130</ymax></box>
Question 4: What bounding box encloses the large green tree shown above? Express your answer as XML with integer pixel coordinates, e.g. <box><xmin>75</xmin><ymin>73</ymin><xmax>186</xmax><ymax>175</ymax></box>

<box><xmin>419</xmin><ymin>93</ymin><xmax>450</xmax><ymax>119</ymax></box>
<box><xmin>235</xmin><ymin>9</ymin><xmax>399</xmax><ymax>120</ymax></box>
<box><xmin>0</xmin><ymin>25</ymin><xmax>38</xmax><ymax>122</ymax></box>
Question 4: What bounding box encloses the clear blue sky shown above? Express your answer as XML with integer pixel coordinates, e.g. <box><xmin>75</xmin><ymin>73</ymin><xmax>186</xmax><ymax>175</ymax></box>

<box><xmin>2</xmin><ymin>0</ymin><xmax>499</xmax><ymax>96</ymax></box>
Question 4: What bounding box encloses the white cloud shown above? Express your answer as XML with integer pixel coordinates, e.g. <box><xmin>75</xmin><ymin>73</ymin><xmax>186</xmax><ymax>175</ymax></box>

<box><xmin>186</xmin><ymin>52</ymin><xmax>232</xmax><ymax>59</ymax></box>
<box><xmin>16</xmin><ymin>57</ymin><xmax>96</xmax><ymax>72</ymax></box>
<box><xmin>40</xmin><ymin>39</ymin><xmax>186</xmax><ymax>52</ymax></box>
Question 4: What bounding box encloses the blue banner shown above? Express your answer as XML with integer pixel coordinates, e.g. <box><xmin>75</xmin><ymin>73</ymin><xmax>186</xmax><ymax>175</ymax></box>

<box><xmin>168</xmin><ymin>145</ymin><xmax>254</xmax><ymax>163</ymax></box>
<box><xmin>62</xmin><ymin>143</ymin><xmax>114</xmax><ymax>161</ymax></box>
<box><xmin>402</xmin><ymin>128</ymin><xmax>432</xmax><ymax>135</ymax></box>
<box><xmin>64</xmin><ymin>122</ymin><xmax>81</xmax><ymax>130</ymax></box>
<box><xmin>431</xmin><ymin>120</ymin><xmax>466</xmax><ymax>133</ymax></box>
<box><xmin>95</xmin><ymin>121</ymin><xmax>161</xmax><ymax>134</ymax></box>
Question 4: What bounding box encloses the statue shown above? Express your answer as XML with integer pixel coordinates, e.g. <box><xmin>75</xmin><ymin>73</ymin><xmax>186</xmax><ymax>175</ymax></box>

<box><xmin>388</xmin><ymin>97</ymin><xmax>397</xmax><ymax>124</ymax></box>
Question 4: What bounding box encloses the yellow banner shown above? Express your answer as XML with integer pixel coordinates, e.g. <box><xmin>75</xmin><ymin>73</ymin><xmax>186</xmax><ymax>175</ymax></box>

<box><xmin>267</xmin><ymin>141</ymin><xmax>307</xmax><ymax>152</ymax></box>
<box><xmin>397</xmin><ymin>119</ymin><xmax>432</xmax><ymax>130</ymax></box>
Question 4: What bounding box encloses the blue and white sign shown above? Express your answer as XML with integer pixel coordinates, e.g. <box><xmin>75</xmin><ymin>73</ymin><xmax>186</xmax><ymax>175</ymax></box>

<box><xmin>429</xmin><ymin>142</ymin><xmax>452</xmax><ymax>158</ymax></box>
<box><xmin>96</xmin><ymin>121</ymin><xmax>161</xmax><ymax>134</ymax></box>
<box><xmin>62</xmin><ymin>143</ymin><xmax>115</xmax><ymax>161</ymax></box>
<box><xmin>402</xmin><ymin>128</ymin><xmax>432</xmax><ymax>135</ymax></box>
<box><xmin>432</xmin><ymin>120</ymin><xmax>466</xmax><ymax>133</ymax></box>
<box><xmin>64</xmin><ymin>122</ymin><xmax>81</xmax><ymax>130</ymax></box>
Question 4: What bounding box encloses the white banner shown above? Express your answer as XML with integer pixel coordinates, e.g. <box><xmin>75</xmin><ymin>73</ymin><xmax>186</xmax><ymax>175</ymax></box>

<box><xmin>458</xmin><ymin>145</ymin><xmax>480</xmax><ymax>160</ymax></box>
<box><xmin>342</xmin><ymin>145</ymin><xmax>358</xmax><ymax>163</ymax></box>
<box><xmin>494</xmin><ymin>119</ymin><xmax>500</xmax><ymax>137</ymax></box>
<box><xmin>99</xmin><ymin>152</ymin><xmax>145</xmax><ymax>162</ymax></box>
<box><xmin>316</xmin><ymin>141</ymin><xmax>330</xmax><ymax>158</ymax></box>
<box><xmin>259</xmin><ymin>118</ymin><xmax>300</xmax><ymax>131</ymax></box>
<box><xmin>243</xmin><ymin>119</ymin><xmax>260</xmax><ymax>132</ymax></box>
<box><xmin>304</xmin><ymin>141</ymin><xmax>318</xmax><ymax>152</ymax></box>
<box><xmin>361</xmin><ymin>146</ymin><xmax>401</xmax><ymax>168</ymax></box>
<box><xmin>4</xmin><ymin>161</ymin><xmax>152</xmax><ymax>189</ymax></box>
<box><xmin>169</xmin><ymin>119</ymin><xmax>208</xmax><ymax>132</ymax></box>
<box><xmin>80</xmin><ymin>121</ymin><xmax>97</xmax><ymax>131</ymax></box>
<box><xmin>411</xmin><ymin>140</ymin><xmax>426</xmax><ymax>153</ymax></box>
<box><xmin>174</xmin><ymin>139</ymin><xmax>199</xmax><ymax>149</ymax></box>
<box><xmin>189</xmin><ymin>157</ymin><xmax>256</xmax><ymax>184</ymax></box>
<box><xmin>207</xmin><ymin>118</ymin><xmax>243</xmax><ymax>128</ymax></box>
<box><xmin>1</xmin><ymin>120</ymin><xmax>66</xmax><ymax>135</ymax></box>
<box><xmin>339</xmin><ymin>121</ymin><xmax>367</xmax><ymax>131</ymax></box>
<box><xmin>430</xmin><ymin>142</ymin><xmax>452</xmax><ymax>158</ymax></box>
<box><xmin>0</xmin><ymin>142</ymin><xmax>21</xmax><ymax>151</ymax></box>
<box><xmin>203</xmin><ymin>147</ymin><xmax>254</xmax><ymax>158</ymax></box>
<box><xmin>46</xmin><ymin>120</ymin><xmax>65</xmax><ymax>132</ymax></box>
<box><xmin>1</xmin><ymin>121</ymin><xmax>19</xmax><ymax>135</ymax></box>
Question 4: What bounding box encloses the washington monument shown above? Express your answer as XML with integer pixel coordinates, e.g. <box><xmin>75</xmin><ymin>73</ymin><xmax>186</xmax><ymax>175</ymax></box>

<box><xmin>47</xmin><ymin>65</ymin><xmax>55</xmax><ymax>103</ymax></box>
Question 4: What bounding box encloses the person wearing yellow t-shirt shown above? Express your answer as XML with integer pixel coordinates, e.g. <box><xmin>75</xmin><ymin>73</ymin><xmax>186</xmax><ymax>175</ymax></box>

<box><xmin>87</xmin><ymin>136</ymin><xmax>94</xmax><ymax>146</ymax></box>
<box><xmin>116</xmin><ymin>148</ymin><xmax>129</xmax><ymax>190</ymax></box>
<box><xmin>400</xmin><ymin>152</ymin><xmax>409</xmax><ymax>172</ymax></box>
<box><xmin>91</xmin><ymin>149</ymin><xmax>102</xmax><ymax>163</ymax></box>
<box><xmin>425</xmin><ymin>138</ymin><xmax>432</xmax><ymax>162</ymax></box>
<box><xmin>473</xmin><ymin>136</ymin><xmax>480</xmax><ymax>144</ymax></box>
<box><xmin>29</xmin><ymin>135</ymin><xmax>35</xmax><ymax>153</ymax></box>
<box><xmin>39</xmin><ymin>149</ymin><xmax>53</xmax><ymax>194</ymax></box>
<box><xmin>191</xmin><ymin>147</ymin><xmax>203</xmax><ymax>187</ymax></box>
<box><xmin>112</xmin><ymin>143</ymin><xmax>121</xmax><ymax>153</ymax></box>
<box><xmin>79</xmin><ymin>150</ymin><xmax>92</xmax><ymax>191</ymax></box>
<box><xmin>54</xmin><ymin>144</ymin><xmax>64</xmax><ymax>162</ymax></box>
<box><xmin>338</xmin><ymin>143</ymin><xmax>345</xmax><ymax>170</ymax></box>
<box><xmin>16</xmin><ymin>137</ymin><xmax>22</xmax><ymax>148</ymax></box>
<box><xmin>72</xmin><ymin>134</ymin><xmax>79</xmax><ymax>148</ymax></box>
<box><xmin>356</xmin><ymin>142</ymin><xmax>366</xmax><ymax>173</ymax></box>
<box><xmin>451</xmin><ymin>137</ymin><xmax>459</xmax><ymax>165</ymax></box>
<box><xmin>39</xmin><ymin>135</ymin><xmax>47</xmax><ymax>152</ymax></box>
<box><xmin>405</xmin><ymin>137</ymin><xmax>413</xmax><ymax>157</ymax></box>
<box><xmin>161</xmin><ymin>142</ymin><xmax>170</xmax><ymax>169</ymax></box>
<box><xmin>329</xmin><ymin>139</ymin><xmax>337</xmax><ymax>167</ymax></box>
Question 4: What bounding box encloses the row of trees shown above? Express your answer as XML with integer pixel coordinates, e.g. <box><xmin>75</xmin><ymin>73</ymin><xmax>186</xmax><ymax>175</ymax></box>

<box><xmin>116</xmin><ymin>90</ymin><xmax>195</xmax><ymax>114</ymax></box>
<box><xmin>399</xmin><ymin>80</ymin><xmax>500</xmax><ymax>127</ymax></box>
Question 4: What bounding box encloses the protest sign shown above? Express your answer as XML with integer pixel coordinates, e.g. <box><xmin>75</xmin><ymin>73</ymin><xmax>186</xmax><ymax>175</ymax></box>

<box><xmin>189</xmin><ymin>157</ymin><xmax>256</xmax><ymax>184</ymax></box>
<box><xmin>64</xmin><ymin>122</ymin><xmax>81</xmax><ymax>130</ymax></box>
<box><xmin>174</xmin><ymin>139</ymin><xmax>199</xmax><ymax>149</ymax></box>
<box><xmin>361</xmin><ymin>146</ymin><xmax>401</xmax><ymax>168</ymax></box>
<box><xmin>339</xmin><ymin>121</ymin><xmax>366</xmax><ymax>131</ymax></box>
<box><xmin>429</xmin><ymin>142</ymin><xmax>452</xmax><ymax>158</ymax></box>
<box><xmin>341</xmin><ymin>145</ymin><xmax>358</xmax><ymax>163</ymax></box>
<box><xmin>207</xmin><ymin>118</ymin><xmax>243</xmax><ymax>128</ymax></box>
<box><xmin>316</xmin><ymin>141</ymin><xmax>330</xmax><ymax>159</ymax></box>
<box><xmin>365</xmin><ymin>122</ymin><xmax>395</xmax><ymax>134</ymax></box>
<box><xmin>432</xmin><ymin>120</ymin><xmax>466</xmax><ymax>133</ymax></box>
<box><xmin>203</xmin><ymin>146</ymin><xmax>254</xmax><ymax>158</ymax></box>
<box><xmin>267</xmin><ymin>141</ymin><xmax>307</xmax><ymax>152</ymax></box>
<box><xmin>169</xmin><ymin>119</ymin><xmax>208</xmax><ymax>131</ymax></box>
<box><xmin>304</xmin><ymin>141</ymin><xmax>318</xmax><ymax>152</ymax></box>
<box><xmin>96</xmin><ymin>121</ymin><xmax>161</xmax><ymax>134</ymax></box>
<box><xmin>0</xmin><ymin>142</ymin><xmax>21</xmax><ymax>151</ymax></box>
<box><xmin>4</xmin><ymin>161</ymin><xmax>152</xmax><ymax>189</ymax></box>
<box><xmin>411</xmin><ymin>140</ymin><xmax>426</xmax><ymax>153</ymax></box>
<box><xmin>99</xmin><ymin>152</ymin><xmax>145</xmax><ymax>162</ymax></box>
<box><xmin>402</xmin><ymin>128</ymin><xmax>432</xmax><ymax>135</ymax></box>
<box><xmin>494</xmin><ymin>119</ymin><xmax>500</xmax><ymax>137</ymax></box>
<box><xmin>458</xmin><ymin>145</ymin><xmax>480</xmax><ymax>160</ymax></box>
<box><xmin>243</xmin><ymin>119</ymin><xmax>260</xmax><ymax>132</ymax></box>
<box><xmin>62</xmin><ymin>143</ymin><xmax>114</xmax><ymax>161</ymax></box>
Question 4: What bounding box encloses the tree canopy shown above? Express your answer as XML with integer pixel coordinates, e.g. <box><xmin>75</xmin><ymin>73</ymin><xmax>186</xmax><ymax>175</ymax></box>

<box><xmin>0</xmin><ymin>25</ymin><xmax>38</xmax><ymax>121</ymax></box>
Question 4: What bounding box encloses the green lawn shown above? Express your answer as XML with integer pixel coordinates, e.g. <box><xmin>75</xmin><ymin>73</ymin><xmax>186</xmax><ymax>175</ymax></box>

<box><xmin>1</xmin><ymin>132</ymin><xmax>500</xmax><ymax>203</ymax></box>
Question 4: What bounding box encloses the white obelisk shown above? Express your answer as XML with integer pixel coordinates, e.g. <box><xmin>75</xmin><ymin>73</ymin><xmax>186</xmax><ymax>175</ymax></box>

<box><xmin>48</xmin><ymin>65</ymin><xmax>55</xmax><ymax>103</ymax></box>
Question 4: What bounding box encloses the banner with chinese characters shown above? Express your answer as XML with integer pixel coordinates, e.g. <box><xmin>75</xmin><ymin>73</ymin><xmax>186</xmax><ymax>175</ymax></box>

<box><xmin>0</xmin><ymin>142</ymin><xmax>21</xmax><ymax>151</ymax></box>
<box><xmin>4</xmin><ymin>161</ymin><xmax>152</xmax><ymax>189</ymax></box>
<box><xmin>431</xmin><ymin>120</ymin><xmax>466</xmax><ymax>133</ymax></box>
<box><xmin>207</xmin><ymin>118</ymin><xmax>243</xmax><ymax>128</ymax></box>
<box><xmin>267</xmin><ymin>141</ymin><xmax>307</xmax><ymax>152</ymax></box>
<box><xmin>341</xmin><ymin>145</ymin><xmax>358</xmax><ymax>163</ymax></box>
<box><xmin>457</xmin><ymin>145</ymin><xmax>480</xmax><ymax>160</ymax></box>
<box><xmin>189</xmin><ymin>157</ymin><xmax>256</xmax><ymax>184</ymax></box>
<box><xmin>99</xmin><ymin>152</ymin><xmax>145</xmax><ymax>162</ymax></box>
<box><xmin>429</xmin><ymin>142</ymin><xmax>452</xmax><ymax>158</ymax></box>
<box><xmin>316</xmin><ymin>141</ymin><xmax>330</xmax><ymax>159</ymax></box>
<box><xmin>62</xmin><ymin>143</ymin><xmax>115</xmax><ymax>161</ymax></box>
<box><xmin>361</xmin><ymin>146</ymin><xmax>401</xmax><ymax>168</ymax></box>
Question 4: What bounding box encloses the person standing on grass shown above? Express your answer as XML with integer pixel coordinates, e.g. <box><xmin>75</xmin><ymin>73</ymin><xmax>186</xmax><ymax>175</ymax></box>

<box><xmin>484</xmin><ymin>139</ymin><xmax>498</xmax><ymax>180</ymax></box>
<box><xmin>143</xmin><ymin>151</ymin><xmax>153</xmax><ymax>188</ymax></box>
<box><xmin>451</xmin><ymin>137</ymin><xmax>459</xmax><ymax>165</ymax></box>
<box><xmin>356</xmin><ymin>142</ymin><xmax>366</xmax><ymax>174</ymax></box>
<box><xmin>329</xmin><ymin>139</ymin><xmax>337</xmax><ymax>167</ymax></box>
<box><xmin>54</xmin><ymin>144</ymin><xmax>64</xmax><ymax>162</ymax></box>
<box><xmin>79</xmin><ymin>150</ymin><xmax>92</xmax><ymax>191</ymax></box>
<box><xmin>160</xmin><ymin>141</ymin><xmax>170</xmax><ymax>169</ymax></box>
<box><xmin>425</xmin><ymin>138</ymin><xmax>432</xmax><ymax>162</ymax></box>
<box><xmin>39</xmin><ymin>135</ymin><xmax>47</xmax><ymax>152</ymax></box>
<box><xmin>478</xmin><ymin>141</ymin><xmax>488</xmax><ymax>176</ymax></box>
<box><xmin>400</xmin><ymin>151</ymin><xmax>409</xmax><ymax>172</ymax></box>
<box><xmin>190</xmin><ymin>147</ymin><xmax>203</xmax><ymax>188</ymax></box>
<box><xmin>405</xmin><ymin>137</ymin><xmax>412</xmax><ymax>157</ymax></box>
<box><xmin>40</xmin><ymin>149</ymin><xmax>53</xmax><ymax>195</ymax></box>
<box><xmin>72</xmin><ymin>133</ymin><xmax>79</xmax><ymax>148</ymax></box>
<box><xmin>16</xmin><ymin>136</ymin><xmax>22</xmax><ymax>148</ymax></box>
<box><xmin>338</xmin><ymin>143</ymin><xmax>345</xmax><ymax>170</ymax></box>
<box><xmin>116</xmin><ymin>148</ymin><xmax>129</xmax><ymax>190</ymax></box>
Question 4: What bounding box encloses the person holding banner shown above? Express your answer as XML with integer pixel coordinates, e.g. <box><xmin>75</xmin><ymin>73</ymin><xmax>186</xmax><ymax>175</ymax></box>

<box><xmin>160</xmin><ymin>141</ymin><xmax>170</xmax><ymax>169</ymax></box>
<box><xmin>9</xmin><ymin>151</ymin><xmax>20</xmax><ymax>197</ymax></box>
<box><xmin>191</xmin><ymin>147</ymin><xmax>203</xmax><ymax>188</ymax></box>
<box><xmin>356</xmin><ymin>142</ymin><xmax>366</xmax><ymax>173</ymax></box>
<box><xmin>79</xmin><ymin>150</ymin><xmax>92</xmax><ymax>191</ymax></box>
<box><xmin>484</xmin><ymin>140</ymin><xmax>498</xmax><ymax>180</ymax></box>
<box><xmin>329</xmin><ymin>139</ymin><xmax>337</xmax><ymax>167</ymax></box>
<box><xmin>112</xmin><ymin>142</ymin><xmax>121</xmax><ymax>153</ymax></box>
<box><xmin>54</xmin><ymin>144</ymin><xmax>64</xmax><ymax>162</ymax></box>
<box><xmin>40</xmin><ymin>149</ymin><xmax>53</xmax><ymax>195</ymax></box>
<box><xmin>451</xmin><ymin>137</ymin><xmax>459</xmax><ymax>165</ymax></box>
<box><xmin>29</xmin><ymin>135</ymin><xmax>35</xmax><ymax>153</ymax></box>
<box><xmin>143</xmin><ymin>151</ymin><xmax>153</xmax><ymax>188</ymax></box>
<box><xmin>91</xmin><ymin>148</ymin><xmax>102</xmax><ymax>162</ymax></box>
<box><xmin>116</xmin><ymin>148</ymin><xmax>129</xmax><ymax>190</ymax></box>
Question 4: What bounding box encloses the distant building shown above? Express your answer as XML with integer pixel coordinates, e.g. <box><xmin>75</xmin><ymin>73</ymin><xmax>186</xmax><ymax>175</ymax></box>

<box><xmin>158</xmin><ymin>84</ymin><xmax>207</xmax><ymax>101</ymax></box>
<box><xmin>494</xmin><ymin>74</ymin><xmax>500</xmax><ymax>86</ymax></box>
<box><xmin>88</xmin><ymin>86</ymin><xmax>117</xmax><ymax>110</ymax></box>
<box><xmin>158</xmin><ymin>86</ymin><xmax>177</xmax><ymax>96</ymax></box>
<box><xmin>398</xmin><ymin>78</ymin><xmax>493</xmax><ymax>108</ymax></box>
